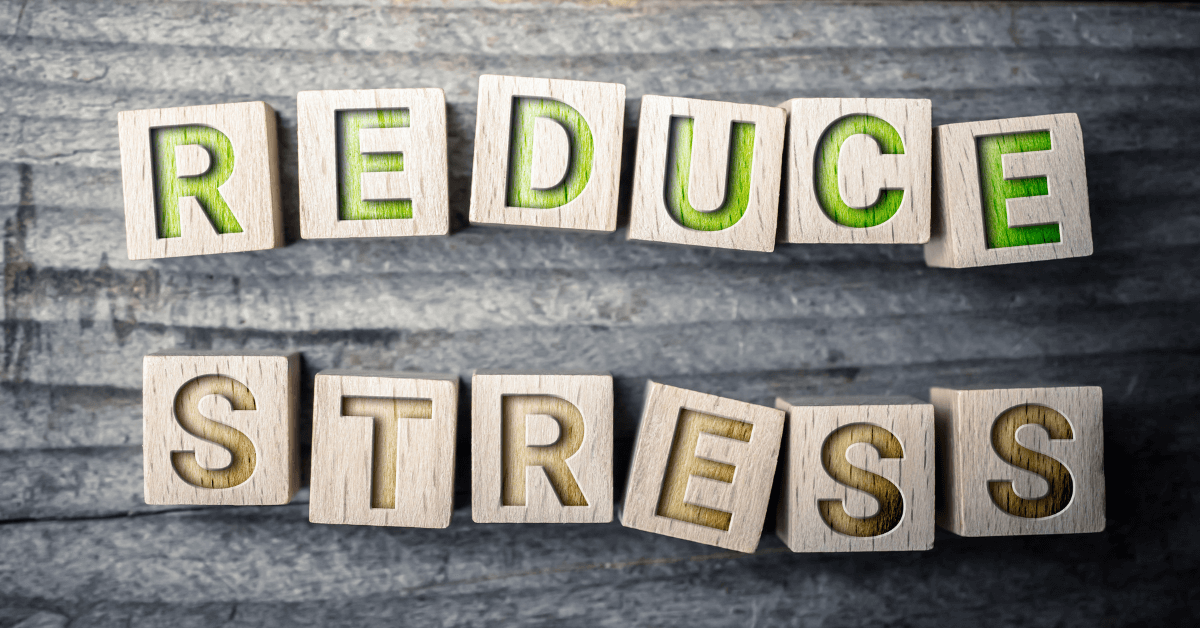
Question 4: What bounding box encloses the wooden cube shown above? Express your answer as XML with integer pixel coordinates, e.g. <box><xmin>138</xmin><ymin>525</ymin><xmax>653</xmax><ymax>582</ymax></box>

<box><xmin>469</xmin><ymin>75</ymin><xmax>625</xmax><ymax>232</ymax></box>
<box><xmin>925</xmin><ymin>113</ymin><xmax>1092</xmax><ymax>268</ymax></box>
<box><xmin>308</xmin><ymin>370</ymin><xmax>458</xmax><ymax>528</ymax></box>
<box><xmin>471</xmin><ymin>372</ymin><xmax>613</xmax><ymax>523</ymax></box>
<box><xmin>931</xmin><ymin>386</ymin><xmax>1105</xmax><ymax>536</ymax></box>
<box><xmin>775</xmin><ymin>396</ymin><xmax>935</xmax><ymax>552</ymax></box>
<box><xmin>143</xmin><ymin>351</ymin><xmax>299</xmax><ymax>505</ymax></box>
<box><xmin>621</xmin><ymin>381</ymin><xmax>785</xmax><ymax>552</ymax></box>
<box><xmin>297</xmin><ymin>88</ymin><xmax>450</xmax><ymax>239</ymax></box>
<box><xmin>777</xmin><ymin>98</ymin><xmax>932</xmax><ymax>244</ymax></box>
<box><xmin>118</xmin><ymin>101</ymin><xmax>283</xmax><ymax>259</ymax></box>
<box><xmin>627</xmin><ymin>95</ymin><xmax>786</xmax><ymax>252</ymax></box>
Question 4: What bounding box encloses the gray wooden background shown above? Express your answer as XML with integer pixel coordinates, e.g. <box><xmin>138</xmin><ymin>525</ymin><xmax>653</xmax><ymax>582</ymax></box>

<box><xmin>2</xmin><ymin>0</ymin><xmax>1198</xmax><ymax>625</ymax></box>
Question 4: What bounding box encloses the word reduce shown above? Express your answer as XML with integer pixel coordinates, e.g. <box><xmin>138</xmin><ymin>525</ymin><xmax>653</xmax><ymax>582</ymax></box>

<box><xmin>144</xmin><ymin>352</ymin><xmax>1106</xmax><ymax>553</ymax></box>
<box><xmin>118</xmin><ymin>76</ymin><xmax>1093</xmax><ymax>268</ymax></box>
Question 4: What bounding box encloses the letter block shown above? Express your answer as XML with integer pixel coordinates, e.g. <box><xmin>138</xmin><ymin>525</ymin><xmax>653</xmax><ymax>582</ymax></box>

<box><xmin>471</xmin><ymin>372</ymin><xmax>613</xmax><ymax>523</ymax></box>
<box><xmin>118</xmin><ymin>102</ymin><xmax>283</xmax><ymax>259</ymax></box>
<box><xmin>297</xmin><ymin>88</ymin><xmax>450</xmax><ymax>239</ymax></box>
<box><xmin>143</xmin><ymin>351</ymin><xmax>299</xmax><ymax>505</ymax></box>
<box><xmin>469</xmin><ymin>75</ymin><xmax>625</xmax><ymax>232</ymax></box>
<box><xmin>777</xmin><ymin>98</ymin><xmax>932</xmax><ymax>244</ymax></box>
<box><xmin>628</xmin><ymin>95</ymin><xmax>786</xmax><ymax>252</ymax></box>
<box><xmin>924</xmin><ymin>113</ymin><xmax>1092</xmax><ymax>268</ymax></box>
<box><xmin>308</xmin><ymin>370</ymin><xmax>458</xmax><ymax>528</ymax></box>
<box><xmin>622</xmin><ymin>382</ymin><xmax>784</xmax><ymax>552</ymax></box>
<box><xmin>931</xmin><ymin>386</ymin><xmax>1105</xmax><ymax>536</ymax></box>
<box><xmin>775</xmin><ymin>396</ymin><xmax>935</xmax><ymax>552</ymax></box>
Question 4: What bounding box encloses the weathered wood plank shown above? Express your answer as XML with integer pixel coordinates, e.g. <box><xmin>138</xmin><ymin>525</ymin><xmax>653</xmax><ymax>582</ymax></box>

<box><xmin>6</xmin><ymin>299</ymin><xmax>1200</xmax><ymax>390</ymax></box>
<box><xmin>16</xmin><ymin>1</ymin><xmax>1200</xmax><ymax>54</ymax></box>
<box><xmin>5</xmin><ymin>38</ymin><xmax>1197</xmax><ymax>116</ymax></box>
<box><xmin>0</xmin><ymin>455</ymin><xmax>1195</xmax><ymax>626</ymax></box>
<box><xmin>5</xmin><ymin>247</ymin><xmax>1199</xmax><ymax>341</ymax></box>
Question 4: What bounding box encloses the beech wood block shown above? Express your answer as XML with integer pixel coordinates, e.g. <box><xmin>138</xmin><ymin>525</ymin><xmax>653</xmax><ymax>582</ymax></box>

<box><xmin>142</xmin><ymin>351</ymin><xmax>299</xmax><ymax>505</ymax></box>
<box><xmin>627</xmin><ymin>95</ymin><xmax>786</xmax><ymax>252</ymax></box>
<box><xmin>297</xmin><ymin>88</ymin><xmax>450</xmax><ymax>239</ymax></box>
<box><xmin>924</xmin><ymin>113</ymin><xmax>1092</xmax><ymax>268</ymax></box>
<box><xmin>777</xmin><ymin>98</ymin><xmax>932</xmax><ymax>244</ymax></box>
<box><xmin>308</xmin><ymin>370</ymin><xmax>458</xmax><ymax>528</ymax></box>
<box><xmin>469</xmin><ymin>75</ymin><xmax>625</xmax><ymax>232</ymax></box>
<box><xmin>621</xmin><ymin>381</ymin><xmax>784</xmax><ymax>552</ymax></box>
<box><xmin>931</xmin><ymin>386</ymin><xmax>1105</xmax><ymax>536</ymax></box>
<box><xmin>471</xmin><ymin>372</ymin><xmax>614</xmax><ymax>523</ymax></box>
<box><xmin>775</xmin><ymin>396</ymin><xmax>935</xmax><ymax>552</ymax></box>
<box><xmin>118</xmin><ymin>101</ymin><xmax>284</xmax><ymax>259</ymax></box>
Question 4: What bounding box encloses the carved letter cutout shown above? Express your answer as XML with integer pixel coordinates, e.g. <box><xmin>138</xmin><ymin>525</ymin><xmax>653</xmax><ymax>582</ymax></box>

<box><xmin>143</xmin><ymin>352</ymin><xmax>299</xmax><ymax>505</ymax></box>
<box><xmin>472</xmin><ymin>372</ymin><xmax>613</xmax><ymax>523</ymax></box>
<box><xmin>931</xmin><ymin>386</ymin><xmax>1104</xmax><ymax>536</ymax></box>
<box><xmin>622</xmin><ymin>382</ymin><xmax>784</xmax><ymax>553</ymax></box>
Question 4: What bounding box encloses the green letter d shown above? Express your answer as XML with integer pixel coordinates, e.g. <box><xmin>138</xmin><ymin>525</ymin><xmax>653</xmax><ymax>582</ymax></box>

<box><xmin>506</xmin><ymin>98</ymin><xmax>594</xmax><ymax>209</ymax></box>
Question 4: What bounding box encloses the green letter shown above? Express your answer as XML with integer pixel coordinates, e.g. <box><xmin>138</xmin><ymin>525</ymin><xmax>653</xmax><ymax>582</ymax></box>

<box><xmin>151</xmin><ymin>126</ymin><xmax>240</xmax><ymax>238</ymax></box>
<box><xmin>978</xmin><ymin>131</ymin><xmax>1061</xmax><ymax>249</ymax></box>
<box><xmin>814</xmin><ymin>114</ymin><xmax>905</xmax><ymax>228</ymax></box>
<box><xmin>506</xmin><ymin>98</ymin><xmax>593</xmax><ymax>209</ymax></box>
<box><xmin>665</xmin><ymin>117</ymin><xmax>755</xmax><ymax>231</ymax></box>
<box><xmin>337</xmin><ymin>108</ymin><xmax>412</xmax><ymax>221</ymax></box>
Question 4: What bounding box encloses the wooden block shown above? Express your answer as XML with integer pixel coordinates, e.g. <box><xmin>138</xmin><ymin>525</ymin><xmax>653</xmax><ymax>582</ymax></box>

<box><xmin>924</xmin><ymin>113</ymin><xmax>1093</xmax><ymax>268</ymax></box>
<box><xmin>297</xmin><ymin>88</ymin><xmax>450</xmax><ymax>239</ymax></box>
<box><xmin>308</xmin><ymin>370</ymin><xmax>458</xmax><ymax>529</ymax></box>
<box><xmin>621</xmin><ymin>381</ymin><xmax>784</xmax><ymax>552</ymax></box>
<box><xmin>142</xmin><ymin>351</ymin><xmax>299</xmax><ymax>505</ymax></box>
<box><xmin>468</xmin><ymin>75</ymin><xmax>625</xmax><ymax>232</ymax></box>
<box><xmin>118</xmin><ymin>101</ymin><xmax>283</xmax><ymax>259</ymax></box>
<box><xmin>627</xmin><ymin>95</ymin><xmax>786</xmax><ymax>252</ymax></box>
<box><xmin>777</xmin><ymin>98</ymin><xmax>932</xmax><ymax>244</ymax></box>
<box><xmin>931</xmin><ymin>386</ymin><xmax>1105</xmax><ymax>536</ymax></box>
<box><xmin>471</xmin><ymin>371</ymin><xmax>613</xmax><ymax>523</ymax></box>
<box><xmin>774</xmin><ymin>396</ymin><xmax>935</xmax><ymax>552</ymax></box>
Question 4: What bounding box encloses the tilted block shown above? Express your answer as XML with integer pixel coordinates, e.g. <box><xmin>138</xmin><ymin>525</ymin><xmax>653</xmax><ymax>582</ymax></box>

<box><xmin>777</xmin><ymin>98</ymin><xmax>932</xmax><ymax>244</ymax></box>
<box><xmin>298</xmin><ymin>88</ymin><xmax>450</xmax><ymax>239</ymax></box>
<box><xmin>118</xmin><ymin>102</ymin><xmax>283</xmax><ymax>259</ymax></box>
<box><xmin>621</xmin><ymin>382</ymin><xmax>784</xmax><ymax>552</ymax></box>
<box><xmin>469</xmin><ymin>75</ymin><xmax>625</xmax><ymax>232</ymax></box>
<box><xmin>471</xmin><ymin>372</ymin><xmax>613</xmax><ymax>523</ymax></box>
<box><xmin>628</xmin><ymin>95</ymin><xmax>786</xmax><ymax>252</ymax></box>
<box><xmin>308</xmin><ymin>370</ymin><xmax>458</xmax><ymax>528</ymax></box>
<box><xmin>931</xmin><ymin>386</ymin><xmax>1105</xmax><ymax>536</ymax></box>
<box><xmin>143</xmin><ymin>351</ymin><xmax>299</xmax><ymax>505</ymax></box>
<box><xmin>775</xmin><ymin>396</ymin><xmax>935</xmax><ymax>552</ymax></box>
<box><xmin>924</xmin><ymin>113</ymin><xmax>1092</xmax><ymax>268</ymax></box>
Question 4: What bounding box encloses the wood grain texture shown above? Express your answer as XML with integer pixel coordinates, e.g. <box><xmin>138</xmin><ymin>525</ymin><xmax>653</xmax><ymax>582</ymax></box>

<box><xmin>142</xmin><ymin>351</ymin><xmax>299</xmax><ymax>506</ymax></box>
<box><xmin>297</xmin><ymin>88</ymin><xmax>449</xmax><ymax>239</ymax></box>
<box><xmin>471</xmin><ymin>372</ymin><xmax>613</xmax><ymax>523</ymax></box>
<box><xmin>117</xmin><ymin>101</ymin><xmax>284</xmax><ymax>259</ymax></box>
<box><xmin>628</xmin><ymin>95</ymin><xmax>786</xmax><ymax>251</ymax></box>
<box><xmin>775</xmin><ymin>396</ymin><xmax>934</xmax><ymax>552</ymax></box>
<box><xmin>778</xmin><ymin>98</ymin><xmax>932</xmax><ymax>244</ymax></box>
<box><xmin>469</xmin><ymin>75</ymin><xmax>625</xmax><ymax>232</ymax></box>
<box><xmin>622</xmin><ymin>381</ymin><xmax>784</xmax><ymax>553</ymax></box>
<box><xmin>3</xmin><ymin>1</ymin><xmax>1199</xmax><ymax>624</ymax></box>
<box><xmin>925</xmin><ymin>114</ymin><xmax>1093</xmax><ymax>268</ymax></box>
<box><xmin>931</xmin><ymin>386</ymin><xmax>1105</xmax><ymax>536</ymax></box>
<box><xmin>308</xmin><ymin>370</ymin><xmax>457</xmax><ymax>529</ymax></box>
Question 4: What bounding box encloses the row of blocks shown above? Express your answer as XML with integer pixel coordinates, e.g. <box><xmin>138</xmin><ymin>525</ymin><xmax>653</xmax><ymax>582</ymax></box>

<box><xmin>145</xmin><ymin>352</ymin><xmax>1105</xmax><ymax>553</ymax></box>
<box><xmin>119</xmin><ymin>76</ymin><xmax>1093</xmax><ymax>268</ymax></box>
